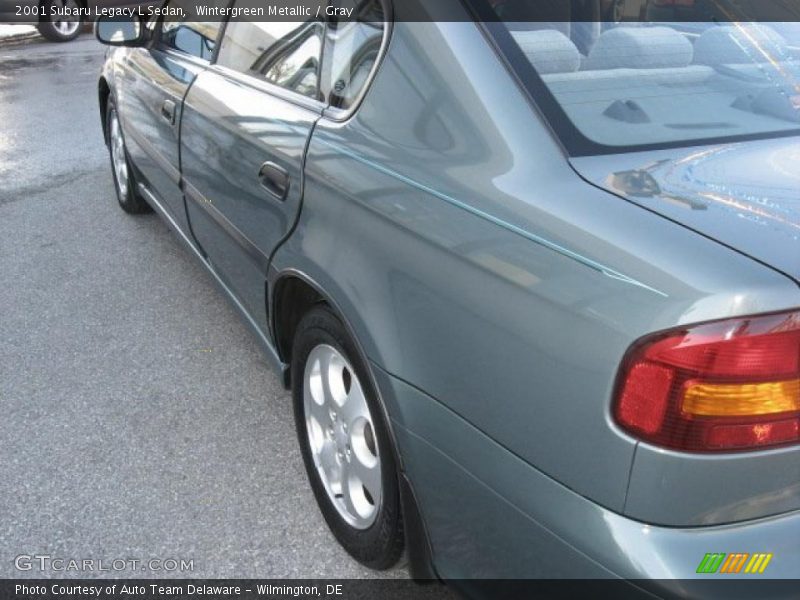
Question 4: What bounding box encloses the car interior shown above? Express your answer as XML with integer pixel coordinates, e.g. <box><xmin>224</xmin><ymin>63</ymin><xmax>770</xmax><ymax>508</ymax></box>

<box><xmin>504</xmin><ymin>21</ymin><xmax>800</xmax><ymax>147</ymax></box>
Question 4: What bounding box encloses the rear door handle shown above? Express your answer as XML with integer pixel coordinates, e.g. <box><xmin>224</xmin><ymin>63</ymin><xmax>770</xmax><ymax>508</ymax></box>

<box><xmin>161</xmin><ymin>99</ymin><xmax>176</xmax><ymax>125</ymax></box>
<box><xmin>258</xmin><ymin>161</ymin><xmax>290</xmax><ymax>201</ymax></box>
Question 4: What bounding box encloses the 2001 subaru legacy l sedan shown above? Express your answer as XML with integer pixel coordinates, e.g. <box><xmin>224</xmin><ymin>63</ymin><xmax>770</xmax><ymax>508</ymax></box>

<box><xmin>94</xmin><ymin>0</ymin><xmax>800</xmax><ymax>593</ymax></box>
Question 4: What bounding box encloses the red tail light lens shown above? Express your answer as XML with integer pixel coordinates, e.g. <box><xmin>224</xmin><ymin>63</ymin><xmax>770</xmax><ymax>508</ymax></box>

<box><xmin>614</xmin><ymin>310</ymin><xmax>800</xmax><ymax>452</ymax></box>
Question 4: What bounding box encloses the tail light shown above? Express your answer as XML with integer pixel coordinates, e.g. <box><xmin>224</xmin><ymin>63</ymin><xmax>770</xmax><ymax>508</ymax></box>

<box><xmin>613</xmin><ymin>310</ymin><xmax>800</xmax><ymax>452</ymax></box>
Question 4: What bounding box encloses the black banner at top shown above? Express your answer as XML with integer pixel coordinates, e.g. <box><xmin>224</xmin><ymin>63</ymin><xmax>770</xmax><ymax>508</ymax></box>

<box><xmin>4</xmin><ymin>0</ymin><xmax>800</xmax><ymax>23</ymax></box>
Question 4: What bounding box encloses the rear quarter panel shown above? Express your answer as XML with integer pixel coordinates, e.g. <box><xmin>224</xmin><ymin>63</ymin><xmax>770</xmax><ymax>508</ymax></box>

<box><xmin>271</xmin><ymin>17</ymin><xmax>800</xmax><ymax>529</ymax></box>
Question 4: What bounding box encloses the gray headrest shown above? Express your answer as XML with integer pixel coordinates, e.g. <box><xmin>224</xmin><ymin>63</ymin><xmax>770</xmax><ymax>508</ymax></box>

<box><xmin>511</xmin><ymin>29</ymin><xmax>580</xmax><ymax>75</ymax></box>
<box><xmin>585</xmin><ymin>26</ymin><xmax>693</xmax><ymax>70</ymax></box>
<box><xmin>693</xmin><ymin>25</ymin><xmax>788</xmax><ymax>66</ymax></box>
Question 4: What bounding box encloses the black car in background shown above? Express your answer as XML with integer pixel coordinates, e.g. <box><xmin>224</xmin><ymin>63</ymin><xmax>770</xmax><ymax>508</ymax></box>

<box><xmin>36</xmin><ymin>0</ymin><xmax>82</xmax><ymax>42</ymax></box>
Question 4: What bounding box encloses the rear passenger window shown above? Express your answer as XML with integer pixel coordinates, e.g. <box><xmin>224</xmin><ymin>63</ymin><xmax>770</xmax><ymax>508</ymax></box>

<box><xmin>320</xmin><ymin>0</ymin><xmax>386</xmax><ymax>110</ymax></box>
<box><xmin>216</xmin><ymin>21</ymin><xmax>324</xmax><ymax>100</ymax></box>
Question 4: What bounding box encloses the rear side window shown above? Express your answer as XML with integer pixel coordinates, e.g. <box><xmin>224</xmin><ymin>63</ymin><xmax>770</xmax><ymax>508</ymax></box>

<box><xmin>216</xmin><ymin>20</ymin><xmax>325</xmax><ymax>100</ymax></box>
<box><xmin>319</xmin><ymin>0</ymin><xmax>386</xmax><ymax>111</ymax></box>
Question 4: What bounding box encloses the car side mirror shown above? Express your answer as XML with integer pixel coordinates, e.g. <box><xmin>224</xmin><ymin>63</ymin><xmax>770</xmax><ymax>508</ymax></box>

<box><xmin>95</xmin><ymin>17</ymin><xmax>145</xmax><ymax>47</ymax></box>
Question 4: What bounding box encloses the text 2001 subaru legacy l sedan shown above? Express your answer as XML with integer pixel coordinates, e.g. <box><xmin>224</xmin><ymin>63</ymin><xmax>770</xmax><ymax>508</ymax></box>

<box><xmin>95</xmin><ymin>0</ymin><xmax>800</xmax><ymax>593</ymax></box>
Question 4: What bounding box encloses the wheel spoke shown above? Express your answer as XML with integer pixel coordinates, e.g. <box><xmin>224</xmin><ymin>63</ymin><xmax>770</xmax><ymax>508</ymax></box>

<box><xmin>340</xmin><ymin>383</ymin><xmax>368</xmax><ymax>430</ymax></box>
<box><xmin>324</xmin><ymin>351</ymin><xmax>350</xmax><ymax>408</ymax></box>
<box><xmin>307</xmin><ymin>392</ymin><xmax>331</xmax><ymax>431</ymax></box>
<box><xmin>318</xmin><ymin>439</ymin><xmax>342</xmax><ymax>493</ymax></box>
<box><xmin>349</xmin><ymin>451</ymin><xmax>381</xmax><ymax>505</ymax></box>
<box><xmin>319</xmin><ymin>350</ymin><xmax>339</xmax><ymax>410</ymax></box>
<box><xmin>339</xmin><ymin>460</ymin><xmax>360</xmax><ymax>517</ymax></box>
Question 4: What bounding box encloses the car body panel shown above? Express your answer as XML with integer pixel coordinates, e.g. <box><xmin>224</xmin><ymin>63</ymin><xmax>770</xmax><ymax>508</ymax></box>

<box><xmin>180</xmin><ymin>67</ymin><xmax>321</xmax><ymax>332</ymax></box>
<box><xmin>271</xmin><ymin>20</ymin><xmax>800</xmax><ymax>519</ymax></box>
<box><xmin>378</xmin><ymin>366</ymin><xmax>800</xmax><ymax>587</ymax></box>
<box><xmin>571</xmin><ymin>139</ymin><xmax>800</xmax><ymax>283</ymax></box>
<box><xmin>113</xmin><ymin>45</ymin><xmax>202</xmax><ymax>232</ymax></box>
<box><xmin>627</xmin><ymin>440</ymin><xmax>800</xmax><ymax>526</ymax></box>
<box><xmin>135</xmin><ymin>177</ymin><xmax>287</xmax><ymax>374</ymax></box>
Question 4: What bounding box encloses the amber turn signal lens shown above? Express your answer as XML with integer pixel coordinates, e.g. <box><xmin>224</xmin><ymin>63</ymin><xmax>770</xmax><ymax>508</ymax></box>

<box><xmin>682</xmin><ymin>379</ymin><xmax>800</xmax><ymax>417</ymax></box>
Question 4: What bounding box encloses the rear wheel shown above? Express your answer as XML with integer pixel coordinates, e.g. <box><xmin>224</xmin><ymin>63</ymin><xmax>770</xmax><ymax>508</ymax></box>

<box><xmin>37</xmin><ymin>0</ymin><xmax>82</xmax><ymax>42</ymax></box>
<box><xmin>292</xmin><ymin>306</ymin><xmax>403</xmax><ymax>569</ymax></box>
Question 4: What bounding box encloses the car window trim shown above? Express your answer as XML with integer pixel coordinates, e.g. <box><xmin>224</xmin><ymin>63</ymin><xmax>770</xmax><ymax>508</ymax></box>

<box><xmin>211</xmin><ymin>0</ymin><xmax>235</xmax><ymax>64</ymax></box>
<box><xmin>252</xmin><ymin>19</ymin><xmax>327</xmax><ymax>101</ymax></box>
<box><xmin>207</xmin><ymin>0</ymin><xmax>392</xmax><ymax>122</ymax></box>
<box><xmin>206</xmin><ymin>62</ymin><xmax>328</xmax><ymax>114</ymax></box>
<box><xmin>321</xmin><ymin>0</ymin><xmax>393</xmax><ymax>123</ymax></box>
<box><xmin>160</xmin><ymin>46</ymin><xmax>214</xmax><ymax>68</ymax></box>
<box><xmin>211</xmin><ymin>17</ymin><xmax>328</xmax><ymax>107</ymax></box>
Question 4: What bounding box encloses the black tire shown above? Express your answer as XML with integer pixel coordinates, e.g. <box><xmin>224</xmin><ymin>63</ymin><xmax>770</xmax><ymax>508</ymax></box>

<box><xmin>291</xmin><ymin>305</ymin><xmax>404</xmax><ymax>569</ymax></box>
<box><xmin>105</xmin><ymin>97</ymin><xmax>151</xmax><ymax>215</ymax></box>
<box><xmin>37</xmin><ymin>0</ymin><xmax>83</xmax><ymax>42</ymax></box>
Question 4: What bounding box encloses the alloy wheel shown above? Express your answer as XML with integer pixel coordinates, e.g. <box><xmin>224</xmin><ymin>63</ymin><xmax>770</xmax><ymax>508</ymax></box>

<box><xmin>303</xmin><ymin>344</ymin><xmax>382</xmax><ymax>530</ymax></box>
<box><xmin>109</xmin><ymin>110</ymin><xmax>129</xmax><ymax>199</ymax></box>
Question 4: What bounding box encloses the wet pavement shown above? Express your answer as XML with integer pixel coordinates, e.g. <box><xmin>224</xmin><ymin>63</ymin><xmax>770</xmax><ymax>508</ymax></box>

<box><xmin>0</xmin><ymin>35</ymin><xmax>414</xmax><ymax>581</ymax></box>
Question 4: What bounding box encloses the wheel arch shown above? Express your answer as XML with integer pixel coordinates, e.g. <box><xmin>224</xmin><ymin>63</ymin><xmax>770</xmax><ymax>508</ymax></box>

<box><xmin>271</xmin><ymin>274</ymin><xmax>325</xmax><ymax>373</ymax></box>
<box><xmin>270</xmin><ymin>270</ymin><xmax>399</xmax><ymax>463</ymax></box>
<box><xmin>270</xmin><ymin>269</ymin><xmax>438</xmax><ymax>580</ymax></box>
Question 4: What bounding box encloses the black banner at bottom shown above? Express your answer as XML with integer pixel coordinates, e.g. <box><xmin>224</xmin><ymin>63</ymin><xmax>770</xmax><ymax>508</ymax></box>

<box><xmin>4</xmin><ymin>579</ymin><xmax>800</xmax><ymax>600</ymax></box>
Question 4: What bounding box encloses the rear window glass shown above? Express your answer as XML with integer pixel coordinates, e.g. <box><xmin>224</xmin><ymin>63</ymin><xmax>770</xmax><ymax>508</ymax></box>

<box><xmin>490</xmin><ymin>8</ymin><xmax>800</xmax><ymax>153</ymax></box>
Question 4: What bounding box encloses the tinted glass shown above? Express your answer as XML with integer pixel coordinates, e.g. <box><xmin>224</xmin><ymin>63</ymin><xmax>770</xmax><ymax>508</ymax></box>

<box><xmin>320</xmin><ymin>0</ymin><xmax>386</xmax><ymax>110</ymax></box>
<box><xmin>217</xmin><ymin>20</ymin><xmax>324</xmax><ymax>99</ymax></box>
<box><xmin>489</xmin><ymin>3</ymin><xmax>800</xmax><ymax>152</ymax></box>
<box><xmin>158</xmin><ymin>1</ymin><xmax>221</xmax><ymax>60</ymax></box>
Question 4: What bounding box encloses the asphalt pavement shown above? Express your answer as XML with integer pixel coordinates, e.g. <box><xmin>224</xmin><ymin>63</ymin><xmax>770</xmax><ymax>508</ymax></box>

<box><xmin>0</xmin><ymin>35</ymin><xmax>418</xmax><ymax>582</ymax></box>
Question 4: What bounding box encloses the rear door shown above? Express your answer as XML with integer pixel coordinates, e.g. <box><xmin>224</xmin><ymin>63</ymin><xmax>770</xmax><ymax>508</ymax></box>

<box><xmin>115</xmin><ymin>2</ymin><xmax>221</xmax><ymax>232</ymax></box>
<box><xmin>181</xmin><ymin>18</ymin><xmax>326</xmax><ymax>332</ymax></box>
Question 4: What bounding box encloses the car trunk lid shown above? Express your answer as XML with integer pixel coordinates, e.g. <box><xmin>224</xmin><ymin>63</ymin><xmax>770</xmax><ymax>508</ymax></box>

<box><xmin>571</xmin><ymin>137</ymin><xmax>800</xmax><ymax>284</ymax></box>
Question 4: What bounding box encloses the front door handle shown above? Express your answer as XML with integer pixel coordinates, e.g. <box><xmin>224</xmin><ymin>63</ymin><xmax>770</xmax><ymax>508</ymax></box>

<box><xmin>161</xmin><ymin>99</ymin><xmax>176</xmax><ymax>125</ymax></box>
<box><xmin>258</xmin><ymin>161</ymin><xmax>290</xmax><ymax>201</ymax></box>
